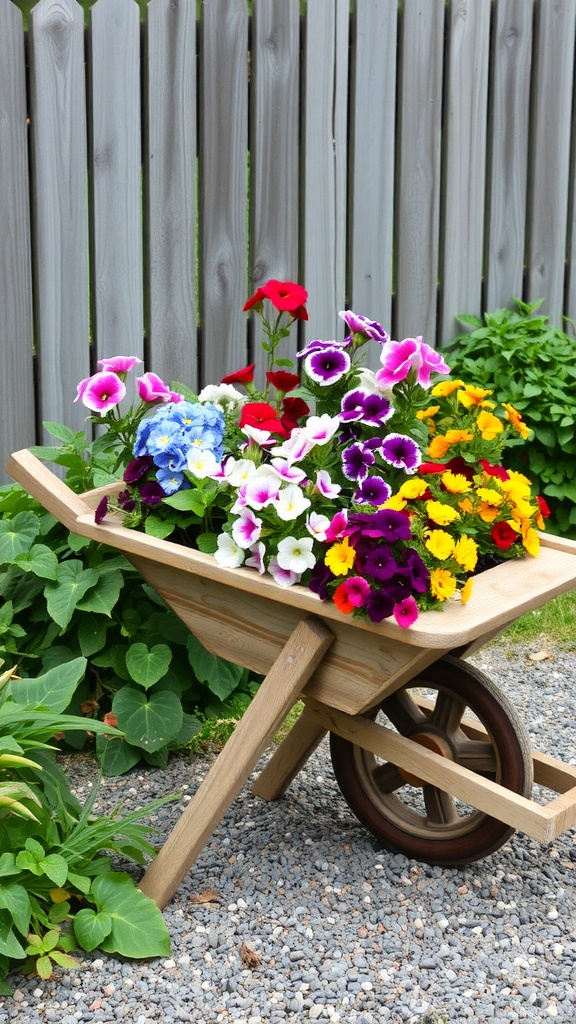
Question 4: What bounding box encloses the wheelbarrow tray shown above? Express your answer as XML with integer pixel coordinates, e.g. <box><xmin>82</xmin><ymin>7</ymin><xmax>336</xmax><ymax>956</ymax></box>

<box><xmin>8</xmin><ymin>449</ymin><xmax>576</xmax><ymax>907</ymax></box>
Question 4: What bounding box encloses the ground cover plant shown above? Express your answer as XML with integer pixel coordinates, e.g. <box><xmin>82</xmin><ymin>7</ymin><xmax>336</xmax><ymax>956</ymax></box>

<box><xmin>445</xmin><ymin>299</ymin><xmax>576</xmax><ymax>537</ymax></box>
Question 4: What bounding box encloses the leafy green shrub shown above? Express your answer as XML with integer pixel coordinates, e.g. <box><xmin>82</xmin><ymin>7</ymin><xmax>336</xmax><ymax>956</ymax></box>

<box><xmin>445</xmin><ymin>300</ymin><xmax>576</xmax><ymax>536</ymax></box>
<box><xmin>0</xmin><ymin>660</ymin><xmax>172</xmax><ymax>994</ymax></box>
<box><xmin>0</xmin><ymin>478</ymin><xmax>260</xmax><ymax>775</ymax></box>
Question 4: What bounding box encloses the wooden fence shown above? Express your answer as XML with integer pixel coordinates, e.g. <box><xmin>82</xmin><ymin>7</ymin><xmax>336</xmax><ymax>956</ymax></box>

<box><xmin>1</xmin><ymin>0</ymin><xmax>576</xmax><ymax>483</ymax></box>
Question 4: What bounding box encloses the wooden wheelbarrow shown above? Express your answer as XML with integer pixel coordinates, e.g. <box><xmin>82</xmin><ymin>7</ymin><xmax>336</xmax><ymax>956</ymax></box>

<box><xmin>8</xmin><ymin>449</ymin><xmax>576</xmax><ymax>910</ymax></box>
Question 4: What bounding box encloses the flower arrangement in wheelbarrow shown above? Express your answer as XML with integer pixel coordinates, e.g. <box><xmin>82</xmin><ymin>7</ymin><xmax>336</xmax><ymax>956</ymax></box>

<box><xmin>75</xmin><ymin>279</ymin><xmax>548</xmax><ymax>630</ymax></box>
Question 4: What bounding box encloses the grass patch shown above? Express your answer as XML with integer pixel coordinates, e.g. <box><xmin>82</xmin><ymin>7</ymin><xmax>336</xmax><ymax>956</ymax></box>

<box><xmin>496</xmin><ymin>590</ymin><xmax>576</xmax><ymax>648</ymax></box>
<box><xmin>187</xmin><ymin>700</ymin><xmax>304</xmax><ymax>754</ymax></box>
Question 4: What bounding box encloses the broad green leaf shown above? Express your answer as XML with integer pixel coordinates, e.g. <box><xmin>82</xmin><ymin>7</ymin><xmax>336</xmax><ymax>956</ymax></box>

<box><xmin>78</xmin><ymin>615</ymin><xmax>109</xmax><ymax>657</ymax></box>
<box><xmin>144</xmin><ymin>516</ymin><xmax>177</xmax><ymax>539</ymax></box>
<box><xmin>196</xmin><ymin>532</ymin><xmax>218</xmax><ymax>554</ymax></box>
<box><xmin>74</xmin><ymin>908</ymin><xmax>113</xmax><ymax>951</ymax></box>
<box><xmin>0</xmin><ymin>883</ymin><xmax>31</xmax><ymax>936</ymax></box>
<box><xmin>125</xmin><ymin>643</ymin><xmax>172</xmax><ymax>689</ymax></box>
<box><xmin>95</xmin><ymin>735</ymin><xmax>141</xmax><ymax>777</ymax></box>
<box><xmin>49</xmin><ymin>950</ymin><xmax>78</xmax><ymax>969</ymax></box>
<box><xmin>44</xmin><ymin>562</ymin><xmax>99</xmax><ymax>629</ymax></box>
<box><xmin>0</xmin><ymin>854</ymin><xmax>17</xmax><ymax>878</ymax></box>
<box><xmin>14</xmin><ymin>543</ymin><xmax>59</xmax><ymax>580</ymax></box>
<box><xmin>113</xmin><ymin>688</ymin><xmax>182</xmax><ymax>752</ymax></box>
<box><xmin>42</xmin><ymin>421</ymin><xmax>78</xmax><ymax>443</ymax></box>
<box><xmin>91</xmin><ymin>872</ymin><xmax>171</xmax><ymax>958</ymax></box>
<box><xmin>35</xmin><ymin>955</ymin><xmax>53</xmax><ymax>979</ymax></box>
<box><xmin>76</xmin><ymin>568</ymin><xmax>123</xmax><ymax>617</ymax></box>
<box><xmin>40</xmin><ymin>854</ymin><xmax>68</xmax><ymax>887</ymax></box>
<box><xmin>0</xmin><ymin>512</ymin><xmax>39</xmax><ymax>562</ymax></box>
<box><xmin>163</xmin><ymin>489</ymin><xmax>206</xmax><ymax>515</ymax></box>
<box><xmin>0</xmin><ymin>915</ymin><xmax>26</xmax><ymax>959</ymax></box>
<box><xmin>10</xmin><ymin>658</ymin><xmax>87</xmax><ymax>713</ymax></box>
<box><xmin>187</xmin><ymin>634</ymin><xmax>244</xmax><ymax>700</ymax></box>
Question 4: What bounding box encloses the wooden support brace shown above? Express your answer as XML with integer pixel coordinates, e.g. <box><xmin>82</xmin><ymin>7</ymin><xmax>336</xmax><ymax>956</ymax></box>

<box><xmin>139</xmin><ymin>617</ymin><xmax>333</xmax><ymax>909</ymax></box>
<box><xmin>252</xmin><ymin>705</ymin><xmax>328</xmax><ymax>801</ymax></box>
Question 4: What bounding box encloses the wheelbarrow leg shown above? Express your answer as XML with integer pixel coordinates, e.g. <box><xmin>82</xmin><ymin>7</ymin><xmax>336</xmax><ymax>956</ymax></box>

<box><xmin>251</xmin><ymin>705</ymin><xmax>328</xmax><ymax>800</ymax></box>
<box><xmin>139</xmin><ymin>617</ymin><xmax>333</xmax><ymax>909</ymax></box>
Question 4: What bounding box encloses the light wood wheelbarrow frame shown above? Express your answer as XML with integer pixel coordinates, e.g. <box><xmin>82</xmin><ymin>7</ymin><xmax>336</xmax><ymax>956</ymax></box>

<box><xmin>8</xmin><ymin>449</ymin><xmax>576</xmax><ymax>910</ymax></box>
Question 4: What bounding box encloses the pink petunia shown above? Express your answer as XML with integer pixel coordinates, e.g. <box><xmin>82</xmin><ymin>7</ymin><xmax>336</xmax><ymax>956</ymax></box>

<box><xmin>75</xmin><ymin>371</ymin><xmax>126</xmax><ymax>414</ymax></box>
<box><xmin>393</xmin><ymin>596</ymin><xmax>419</xmax><ymax>629</ymax></box>
<box><xmin>375</xmin><ymin>337</ymin><xmax>450</xmax><ymax>389</ymax></box>
<box><xmin>98</xmin><ymin>355</ymin><xmax>142</xmax><ymax>374</ymax></box>
<box><xmin>137</xmin><ymin>372</ymin><xmax>183</xmax><ymax>404</ymax></box>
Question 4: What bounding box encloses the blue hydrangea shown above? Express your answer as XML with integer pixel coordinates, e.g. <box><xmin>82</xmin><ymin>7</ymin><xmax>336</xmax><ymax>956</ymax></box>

<box><xmin>133</xmin><ymin>401</ymin><xmax>225</xmax><ymax>493</ymax></box>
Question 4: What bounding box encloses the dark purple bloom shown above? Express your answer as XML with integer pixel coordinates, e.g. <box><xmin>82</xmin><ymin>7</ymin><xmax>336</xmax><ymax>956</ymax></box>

<box><xmin>364</xmin><ymin>547</ymin><xmax>399</xmax><ymax>583</ymax></box>
<box><xmin>304</xmin><ymin>346</ymin><xmax>351</xmax><ymax>385</ymax></box>
<box><xmin>297</xmin><ymin>338</ymin><xmax>351</xmax><ymax>360</ymax></box>
<box><xmin>403</xmin><ymin>549</ymin><xmax>430</xmax><ymax>594</ymax></box>
<box><xmin>338</xmin><ymin>310</ymin><xmax>389</xmax><ymax>342</ymax></box>
<box><xmin>359</xmin><ymin>393</ymin><xmax>394</xmax><ymax>427</ymax></box>
<box><xmin>340</xmin><ymin>389</ymin><xmax>371</xmax><ymax>423</ymax></box>
<box><xmin>347</xmin><ymin>509</ymin><xmax>412</xmax><ymax>542</ymax></box>
<box><xmin>124</xmin><ymin>455</ymin><xmax>153</xmax><ymax>482</ymax></box>
<box><xmin>354</xmin><ymin>476</ymin><xmax>392</xmax><ymax>506</ymax></box>
<box><xmin>342</xmin><ymin>443</ymin><xmax>375</xmax><ymax>482</ymax></box>
<box><xmin>117</xmin><ymin>489</ymin><xmax>137</xmax><ymax>513</ymax></box>
<box><xmin>380</xmin><ymin>433</ymin><xmax>422</xmax><ymax>474</ymax></box>
<box><xmin>308</xmin><ymin>562</ymin><xmax>335</xmax><ymax>600</ymax></box>
<box><xmin>385</xmin><ymin>570</ymin><xmax>414</xmax><ymax>602</ymax></box>
<box><xmin>139</xmin><ymin>481</ymin><xmax>166</xmax><ymax>505</ymax></box>
<box><xmin>365</xmin><ymin>589</ymin><xmax>395</xmax><ymax>623</ymax></box>
<box><xmin>94</xmin><ymin>496</ymin><xmax>108</xmax><ymax>524</ymax></box>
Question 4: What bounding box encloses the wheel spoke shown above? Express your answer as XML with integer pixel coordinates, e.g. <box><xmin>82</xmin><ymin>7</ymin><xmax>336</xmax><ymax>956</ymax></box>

<box><xmin>382</xmin><ymin>690</ymin><xmax>428</xmax><ymax>733</ymax></box>
<box><xmin>371</xmin><ymin>761</ymin><xmax>406</xmax><ymax>794</ymax></box>
<box><xmin>430</xmin><ymin>690</ymin><xmax>467</xmax><ymax>737</ymax></box>
<box><xmin>423</xmin><ymin>785</ymin><xmax>460</xmax><ymax>826</ymax></box>
<box><xmin>457</xmin><ymin>739</ymin><xmax>498</xmax><ymax>775</ymax></box>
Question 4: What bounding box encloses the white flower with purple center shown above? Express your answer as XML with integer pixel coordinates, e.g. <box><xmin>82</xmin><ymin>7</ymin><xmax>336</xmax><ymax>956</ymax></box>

<box><xmin>271</xmin><ymin>431</ymin><xmax>316</xmax><ymax>463</ymax></box>
<box><xmin>354</xmin><ymin>475</ymin><xmax>392</xmax><ymax>506</ymax></box>
<box><xmin>342</xmin><ymin>442</ymin><xmax>376</xmax><ymax>482</ymax></box>
<box><xmin>313</xmin><ymin>470</ymin><xmax>341</xmax><ymax>499</ymax></box>
<box><xmin>243</xmin><ymin>472</ymin><xmax>282</xmax><ymax>510</ymax></box>
<box><xmin>214</xmin><ymin>533</ymin><xmax>245</xmax><ymax>568</ymax></box>
<box><xmin>306</xmin><ymin>512</ymin><xmax>332</xmax><ymax>541</ymax></box>
<box><xmin>269</xmin><ymin>458</ymin><xmax>307</xmax><ymax>485</ymax></box>
<box><xmin>297</xmin><ymin>337</ymin><xmax>351</xmax><ymax>360</ymax></box>
<box><xmin>338</xmin><ymin>310</ymin><xmax>389</xmax><ymax>343</ymax></box>
<box><xmin>245</xmin><ymin>541</ymin><xmax>266</xmax><ymax>574</ymax></box>
<box><xmin>357</xmin><ymin>367</ymin><xmax>394</xmax><ymax>401</ymax></box>
<box><xmin>380</xmin><ymin>433</ymin><xmax>422</xmax><ymax>474</ymax></box>
<box><xmin>304</xmin><ymin>346</ymin><xmax>351</xmax><ymax>386</ymax></box>
<box><xmin>241</xmin><ymin>425</ymin><xmax>277</xmax><ymax>448</ymax></box>
<box><xmin>268</xmin><ymin>558</ymin><xmax>300</xmax><ymax>588</ymax></box>
<box><xmin>231</xmin><ymin>509</ymin><xmax>263</xmax><ymax>549</ymax></box>
<box><xmin>276</xmin><ymin>536</ymin><xmax>316</xmax><ymax>574</ymax></box>
<box><xmin>301</xmin><ymin>414</ymin><xmax>341</xmax><ymax>445</ymax></box>
<box><xmin>274</xmin><ymin>484</ymin><xmax>311</xmax><ymax>522</ymax></box>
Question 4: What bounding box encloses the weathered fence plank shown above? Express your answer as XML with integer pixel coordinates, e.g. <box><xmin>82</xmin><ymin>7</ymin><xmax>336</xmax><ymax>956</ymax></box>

<box><xmin>0</xmin><ymin>0</ymin><xmax>36</xmax><ymax>461</ymax></box>
<box><xmin>28</xmin><ymin>0</ymin><xmax>90</xmax><ymax>437</ymax></box>
<box><xmin>90</xmin><ymin>0</ymin><xmax>143</xmax><ymax>364</ymax></box>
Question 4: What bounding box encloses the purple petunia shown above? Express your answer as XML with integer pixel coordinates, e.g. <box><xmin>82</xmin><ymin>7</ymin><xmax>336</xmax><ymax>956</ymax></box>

<box><xmin>354</xmin><ymin>476</ymin><xmax>392</xmax><ymax>506</ymax></box>
<box><xmin>346</xmin><ymin>509</ymin><xmax>412</xmax><ymax>542</ymax></box>
<box><xmin>380</xmin><ymin>433</ymin><xmax>422</xmax><ymax>474</ymax></box>
<box><xmin>338</xmin><ymin>310</ymin><xmax>389</xmax><ymax>343</ymax></box>
<box><xmin>342</xmin><ymin>442</ymin><xmax>376</xmax><ymax>482</ymax></box>
<box><xmin>123</xmin><ymin>455</ymin><xmax>153</xmax><ymax>483</ymax></box>
<box><xmin>340</xmin><ymin>389</ymin><xmax>394</xmax><ymax>427</ymax></box>
<box><xmin>304</xmin><ymin>346</ymin><xmax>351</xmax><ymax>386</ymax></box>
<box><xmin>403</xmin><ymin>549</ymin><xmax>430</xmax><ymax>594</ymax></box>
<box><xmin>364</xmin><ymin>546</ymin><xmax>399</xmax><ymax>583</ymax></box>
<box><xmin>308</xmin><ymin>562</ymin><xmax>336</xmax><ymax>600</ymax></box>
<box><xmin>365</xmin><ymin>589</ymin><xmax>395</xmax><ymax>623</ymax></box>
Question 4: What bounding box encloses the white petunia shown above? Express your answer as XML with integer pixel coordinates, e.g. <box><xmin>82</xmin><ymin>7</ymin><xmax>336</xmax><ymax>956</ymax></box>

<box><xmin>268</xmin><ymin>557</ymin><xmax>300</xmax><ymax>588</ymax></box>
<box><xmin>274</xmin><ymin>484</ymin><xmax>312</xmax><ymax>521</ymax></box>
<box><xmin>306</xmin><ymin>511</ymin><xmax>331</xmax><ymax>541</ymax></box>
<box><xmin>224</xmin><ymin>457</ymin><xmax>258</xmax><ymax>487</ymax></box>
<box><xmin>276</xmin><ymin>535</ymin><xmax>316</xmax><ymax>574</ymax></box>
<box><xmin>186</xmin><ymin>448</ymin><xmax>221</xmax><ymax>478</ymax></box>
<box><xmin>300</xmin><ymin>414</ymin><xmax>341</xmax><ymax>444</ymax></box>
<box><xmin>198</xmin><ymin>383</ymin><xmax>246</xmax><ymax>414</ymax></box>
<box><xmin>214</xmin><ymin>533</ymin><xmax>245</xmax><ymax>568</ymax></box>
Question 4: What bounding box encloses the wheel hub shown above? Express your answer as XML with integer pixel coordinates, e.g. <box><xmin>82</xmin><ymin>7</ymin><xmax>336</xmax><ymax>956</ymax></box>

<box><xmin>397</xmin><ymin>729</ymin><xmax>455</xmax><ymax>788</ymax></box>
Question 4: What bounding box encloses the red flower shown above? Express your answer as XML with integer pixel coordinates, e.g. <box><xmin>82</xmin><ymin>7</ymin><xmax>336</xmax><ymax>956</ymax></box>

<box><xmin>491</xmin><ymin>521</ymin><xmax>518</xmax><ymax>551</ymax></box>
<box><xmin>332</xmin><ymin>582</ymin><xmax>355</xmax><ymax>614</ymax></box>
<box><xmin>281</xmin><ymin>396</ymin><xmax>310</xmax><ymax>432</ymax></box>
<box><xmin>419</xmin><ymin>462</ymin><xmax>447</xmax><ymax>475</ymax></box>
<box><xmin>244</xmin><ymin>280</ymin><xmax>308</xmax><ymax>320</ymax></box>
<box><xmin>479</xmin><ymin>458</ymin><xmax>510</xmax><ymax>481</ymax></box>
<box><xmin>266</xmin><ymin>370</ymin><xmax>300</xmax><ymax>394</ymax></box>
<box><xmin>221</xmin><ymin>363</ymin><xmax>255</xmax><ymax>385</ymax></box>
<box><xmin>243</xmin><ymin>288</ymin><xmax>267</xmax><ymax>311</ymax></box>
<box><xmin>537</xmin><ymin>495</ymin><xmax>551</xmax><ymax>519</ymax></box>
<box><xmin>239</xmin><ymin>402</ymin><xmax>289</xmax><ymax>437</ymax></box>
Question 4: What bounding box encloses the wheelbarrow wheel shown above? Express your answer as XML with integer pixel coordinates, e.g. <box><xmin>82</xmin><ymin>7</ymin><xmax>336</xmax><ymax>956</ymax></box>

<box><xmin>330</xmin><ymin>655</ymin><xmax>533</xmax><ymax>865</ymax></box>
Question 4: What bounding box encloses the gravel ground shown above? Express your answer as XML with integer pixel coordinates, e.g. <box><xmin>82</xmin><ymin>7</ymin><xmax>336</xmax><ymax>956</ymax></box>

<box><xmin>2</xmin><ymin>639</ymin><xmax>576</xmax><ymax>1024</ymax></box>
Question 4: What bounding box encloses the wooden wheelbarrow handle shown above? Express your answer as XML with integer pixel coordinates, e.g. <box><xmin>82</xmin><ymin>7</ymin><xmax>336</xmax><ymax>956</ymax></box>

<box><xmin>6</xmin><ymin>449</ymin><xmax>95</xmax><ymax>530</ymax></box>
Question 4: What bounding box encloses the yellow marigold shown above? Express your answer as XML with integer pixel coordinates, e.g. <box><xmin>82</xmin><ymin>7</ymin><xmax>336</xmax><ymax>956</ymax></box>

<box><xmin>476</xmin><ymin>487</ymin><xmax>503</xmax><ymax>506</ymax></box>
<box><xmin>478</xmin><ymin>502</ymin><xmax>500</xmax><ymax>523</ymax></box>
<box><xmin>426</xmin><ymin>500</ymin><xmax>461</xmax><ymax>526</ymax></box>
<box><xmin>460</xmin><ymin>577</ymin><xmax>474</xmax><ymax>604</ymax></box>
<box><xmin>425</xmin><ymin>529</ymin><xmax>455</xmax><ymax>560</ymax></box>
<box><xmin>446</xmin><ymin>428</ymin><xmax>474</xmax><ymax>444</ymax></box>
<box><xmin>431</xmin><ymin>379</ymin><xmax>465</xmax><ymax>397</ymax></box>
<box><xmin>427</xmin><ymin>434</ymin><xmax>451</xmax><ymax>459</ymax></box>
<box><xmin>458</xmin><ymin>497</ymin><xmax>474</xmax><ymax>514</ymax></box>
<box><xmin>430</xmin><ymin>568</ymin><xmax>457</xmax><ymax>601</ymax></box>
<box><xmin>476</xmin><ymin>410</ymin><xmax>504</xmax><ymax>440</ymax></box>
<box><xmin>522</xmin><ymin>525</ymin><xmax>540</xmax><ymax>557</ymax></box>
<box><xmin>416</xmin><ymin>404</ymin><xmax>441</xmax><ymax>420</ymax></box>
<box><xmin>324</xmin><ymin>537</ymin><xmax>356</xmax><ymax>576</ymax></box>
<box><xmin>503</xmin><ymin>402</ymin><xmax>531</xmax><ymax>439</ymax></box>
<box><xmin>457</xmin><ymin>385</ymin><xmax>495</xmax><ymax>409</ymax></box>
<box><xmin>397</xmin><ymin>478</ymin><xmax>429</xmax><ymax>500</ymax></box>
<box><xmin>453</xmin><ymin>535</ymin><xmax>478</xmax><ymax>572</ymax></box>
<box><xmin>441</xmin><ymin>470</ymin><xmax>472</xmax><ymax>494</ymax></box>
<box><xmin>381</xmin><ymin>494</ymin><xmax>407</xmax><ymax>511</ymax></box>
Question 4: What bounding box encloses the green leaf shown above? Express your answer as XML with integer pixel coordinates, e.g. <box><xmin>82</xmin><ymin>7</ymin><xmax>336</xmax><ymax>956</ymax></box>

<box><xmin>35</xmin><ymin>955</ymin><xmax>54</xmax><ymax>979</ymax></box>
<box><xmin>76</xmin><ymin>568</ymin><xmax>123</xmax><ymax>617</ymax></box>
<box><xmin>0</xmin><ymin>512</ymin><xmax>39</xmax><ymax>562</ymax></box>
<box><xmin>144</xmin><ymin>516</ymin><xmax>177</xmax><ymax>540</ymax></box>
<box><xmin>187</xmin><ymin>634</ymin><xmax>244</xmax><ymax>700</ymax></box>
<box><xmin>14</xmin><ymin>544</ymin><xmax>59</xmax><ymax>580</ymax></box>
<box><xmin>0</xmin><ymin>884</ymin><xmax>31</xmax><ymax>936</ymax></box>
<box><xmin>91</xmin><ymin>872</ymin><xmax>171</xmax><ymax>958</ymax></box>
<box><xmin>40</xmin><ymin>854</ymin><xmax>68</xmax><ymax>887</ymax></box>
<box><xmin>196</xmin><ymin>532</ymin><xmax>218</xmax><ymax>554</ymax></box>
<box><xmin>49</xmin><ymin>950</ymin><xmax>78</xmax><ymax>970</ymax></box>
<box><xmin>10</xmin><ymin>658</ymin><xmax>87</xmax><ymax>713</ymax></box>
<box><xmin>113</xmin><ymin>688</ymin><xmax>183</xmax><ymax>752</ymax></box>
<box><xmin>125</xmin><ymin>643</ymin><xmax>172</xmax><ymax>689</ymax></box>
<box><xmin>163</xmin><ymin>489</ymin><xmax>206</xmax><ymax>515</ymax></box>
<box><xmin>44</xmin><ymin>562</ymin><xmax>99</xmax><ymax>629</ymax></box>
<box><xmin>95</xmin><ymin>735</ymin><xmax>142</xmax><ymax>777</ymax></box>
<box><xmin>42</xmin><ymin>421</ymin><xmax>78</xmax><ymax>443</ymax></box>
<box><xmin>0</xmin><ymin>915</ymin><xmax>26</xmax><ymax>959</ymax></box>
<box><xmin>78</xmin><ymin>615</ymin><xmax>109</xmax><ymax>657</ymax></box>
<box><xmin>73</xmin><ymin>908</ymin><xmax>113</xmax><ymax>951</ymax></box>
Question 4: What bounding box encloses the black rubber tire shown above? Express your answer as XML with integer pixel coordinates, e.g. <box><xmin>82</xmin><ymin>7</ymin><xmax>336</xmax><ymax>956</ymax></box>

<box><xmin>330</xmin><ymin>655</ymin><xmax>533</xmax><ymax>865</ymax></box>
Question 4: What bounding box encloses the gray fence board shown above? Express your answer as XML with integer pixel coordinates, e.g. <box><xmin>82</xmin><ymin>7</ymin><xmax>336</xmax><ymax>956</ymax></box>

<box><xmin>394</xmin><ymin>0</ymin><xmax>445</xmax><ymax>344</ymax></box>
<box><xmin>0</xmin><ymin>0</ymin><xmax>35</xmax><ymax>460</ymax></box>
<box><xmin>440</xmin><ymin>0</ymin><xmax>491</xmax><ymax>339</ymax></box>
<box><xmin>90</xmin><ymin>0</ymin><xmax>143</xmax><ymax>365</ymax></box>
<box><xmin>348</xmin><ymin>0</ymin><xmax>397</xmax><ymax>361</ymax></box>
<box><xmin>146</xmin><ymin>0</ymin><xmax>198</xmax><ymax>388</ymax></box>
<box><xmin>485</xmin><ymin>0</ymin><xmax>533</xmax><ymax>312</ymax></box>
<box><xmin>526</xmin><ymin>0</ymin><xmax>576</xmax><ymax>323</ymax></box>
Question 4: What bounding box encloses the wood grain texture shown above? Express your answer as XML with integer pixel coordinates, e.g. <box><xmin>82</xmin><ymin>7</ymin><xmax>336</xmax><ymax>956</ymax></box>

<box><xmin>0</xmin><ymin>0</ymin><xmax>35</xmax><ymax>482</ymax></box>
<box><xmin>146</xmin><ymin>0</ymin><xmax>197</xmax><ymax>388</ymax></box>
<box><xmin>526</xmin><ymin>0</ymin><xmax>576</xmax><ymax>322</ymax></box>
<box><xmin>440</xmin><ymin>0</ymin><xmax>491</xmax><ymax>340</ymax></box>
<box><xmin>484</xmin><ymin>0</ymin><xmax>533</xmax><ymax>311</ymax></box>
<box><xmin>394</xmin><ymin>0</ymin><xmax>445</xmax><ymax>345</ymax></box>
<box><xmin>90</xmin><ymin>0</ymin><xmax>143</xmax><ymax>364</ymax></box>
<box><xmin>348</xmin><ymin>0</ymin><xmax>397</xmax><ymax>361</ymax></box>
<box><xmin>199</xmin><ymin>0</ymin><xmax>249</xmax><ymax>385</ymax></box>
<box><xmin>28</xmin><ymin>0</ymin><xmax>90</xmax><ymax>438</ymax></box>
<box><xmin>251</xmin><ymin>705</ymin><xmax>328</xmax><ymax>800</ymax></box>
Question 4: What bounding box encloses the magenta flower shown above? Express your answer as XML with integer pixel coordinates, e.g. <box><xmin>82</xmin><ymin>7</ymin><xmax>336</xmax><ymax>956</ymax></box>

<box><xmin>375</xmin><ymin>337</ymin><xmax>450</xmax><ymax>389</ymax></box>
<box><xmin>338</xmin><ymin>310</ymin><xmax>389</xmax><ymax>342</ymax></box>
<box><xmin>98</xmin><ymin>355</ymin><xmax>142</xmax><ymax>374</ymax></box>
<box><xmin>75</xmin><ymin>371</ymin><xmax>126</xmax><ymax>414</ymax></box>
<box><xmin>325</xmin><ymin>510</ymin><xmax>349</xmax><ymax>542</ymax></box>
<box><xmin>339</xmin><ymin>576</ymin><xmax>371</xmax><ymax>608</ymax></box>
<box><xmin>393</xmin><ymin>596</ymin><xmax>419</xmax><ymax>629</ymax></box>
<box><xmin>137</xmin><ymin>372</ymin><xmax>183</xmax><ymax>404</ymax></box>
<box><xmin>231</xmin><ymin>509</ymin><xmax>263</xmax><ymax>549</ymax></box>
